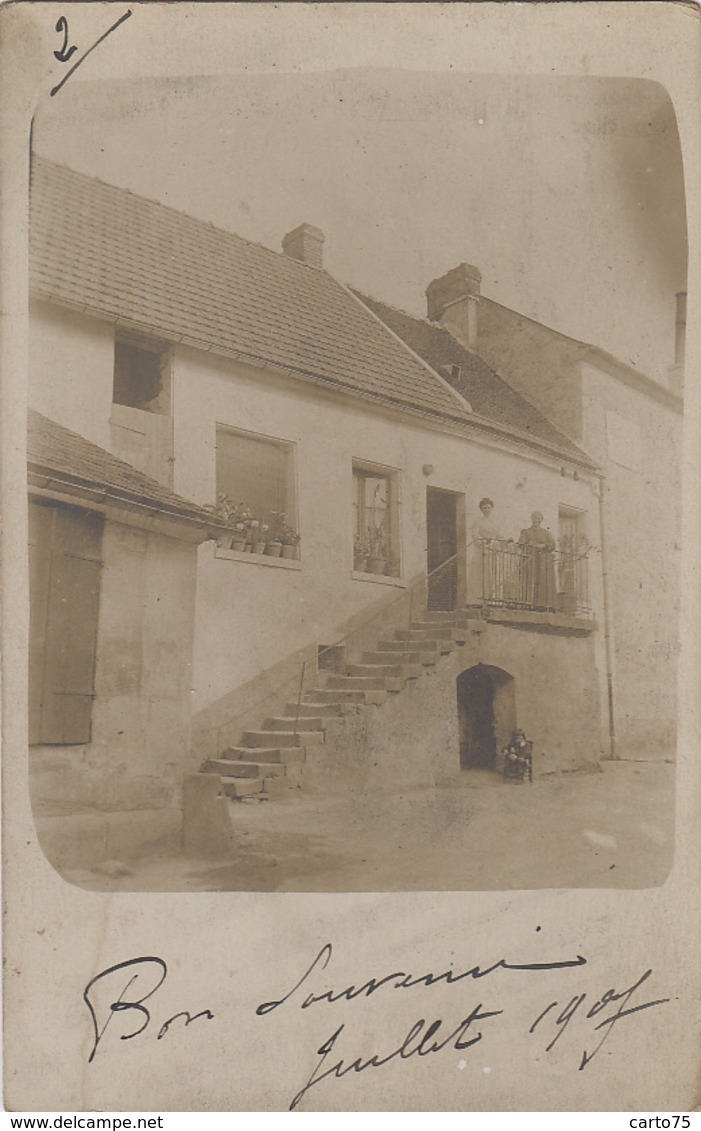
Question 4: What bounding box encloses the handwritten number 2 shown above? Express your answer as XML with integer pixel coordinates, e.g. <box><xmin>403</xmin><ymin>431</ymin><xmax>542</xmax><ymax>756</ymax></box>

<box><xmin>54</xmin><ymin>16</ymin><xmax>78</xmax><ymax>63</ymax></box>
<box><xmin>50</xmin><ymin>10</ymin><xmax>132</xmax><ymax>98</ymax></box>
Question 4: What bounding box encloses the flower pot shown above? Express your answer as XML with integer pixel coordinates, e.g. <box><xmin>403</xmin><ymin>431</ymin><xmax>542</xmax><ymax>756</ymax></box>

<box><xmin>252</xmin><ymin>541</ymin><xmax>266</xmax><ymax>555</ymax></box>
<box><xmin>217</xmin><ymin>535</ymin><xmax>233</xmax><ymax>550</ymax></box>
<box><xmin>266</xmin><ymin>542</ymin><xmax>283</xmax><ymax>557</ymax></box>
<box><xmin>367</xmin><ymin>556</ymin><xmax>385</xmax><ymax>574</ymax></box>
<box><xmin>231</xmin><ymin>537</ymin><xmax>246</xmax><ymax>551</ymax></box>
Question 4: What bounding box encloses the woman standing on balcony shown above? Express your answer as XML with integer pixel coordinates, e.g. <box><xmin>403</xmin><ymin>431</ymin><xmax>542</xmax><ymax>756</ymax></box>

<box><xmin>518</xmin><ymin>511</ymin><xmax>556</xmax><ymax>610</ymax></box>
<box><xmin>467</xmin><ymin>497</ymin><xmax>503</xmax><ymax>605</ymax></box>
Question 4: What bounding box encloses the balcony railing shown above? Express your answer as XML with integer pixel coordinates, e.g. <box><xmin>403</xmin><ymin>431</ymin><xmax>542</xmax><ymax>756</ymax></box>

<box><xmin>475</xmin><ymin>540</ymin><xmax>591</xmax><ymax>618</ymax></box>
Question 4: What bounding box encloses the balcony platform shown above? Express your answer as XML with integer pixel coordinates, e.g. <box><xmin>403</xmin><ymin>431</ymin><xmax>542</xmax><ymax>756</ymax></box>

<box><xmin>481</xmin><ymin>606</ymin><xmax>596</xmax><ymax>634</ymax></box>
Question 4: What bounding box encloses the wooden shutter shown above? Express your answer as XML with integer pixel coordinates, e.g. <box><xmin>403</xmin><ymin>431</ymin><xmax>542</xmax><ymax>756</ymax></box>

<box><xmin>29</xmin><ymin>503</ymin><xmax>104</xmax><ymax>745</ymax></box>
<box><xmin>216</xmin><ymin>429</ymin><xmax>288</xmax><ymax>521</ymax></box>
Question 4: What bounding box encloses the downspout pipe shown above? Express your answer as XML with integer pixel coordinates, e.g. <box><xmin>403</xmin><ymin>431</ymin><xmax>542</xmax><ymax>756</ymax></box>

<box><xmin>597</xmin><ymin>474</ymin><xmax>617</xmax><ymax>760</ymax></box>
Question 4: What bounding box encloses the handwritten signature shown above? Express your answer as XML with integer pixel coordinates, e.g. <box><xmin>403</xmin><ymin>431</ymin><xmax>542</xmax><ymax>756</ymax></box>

<box><xmin>529</xmin><ymin>967</ymin><xmax>670</xmax><ymax>1071</ymax></box>
<box><xmin>83</xmin><ymin>944</ymin><xmax>670</xmax><ymax>1112</ymax></box>
<box><xmin>257</xmin><ymin>942</ymin><xmax>670</xmax><ymax>1109</ymax></box>
<box><xmin>256</xmin><ymin>940</ymin><xmax>588</xmax><ymax>1014</ymax></box>
<box><xmin>83</xmin><ymin>957</ymin><xmax>214</xmax><ymax>1063</ymax></box>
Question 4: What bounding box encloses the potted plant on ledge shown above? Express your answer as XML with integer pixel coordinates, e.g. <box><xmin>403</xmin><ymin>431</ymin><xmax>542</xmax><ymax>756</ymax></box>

<box><xmin>248</xmin><ymin>519</ymin><xmax>268</xmax><ymax>556</ymax></box>
<box><xmin>214</xmin><ymin>494</ymin><xmax>251</xmax><ymax>551</ymax></box>
<box><xmin>280</xmin><ymin>523</ymin><xmax>301</xmax><ymax>560</ymax></box>
<box><xmin>353</xmin><ymin>536</ymin><xmax>369</xmax><ymax>572</ymax></box>
<box><xmin>265</xmin><ymin>510</ymin><xmax>286</xmax><ymax>557</ymax></box>
<box><xmin>367</xmin><ymin>528</ymin><xmax>387</xmax><ymax>575</ymax></box>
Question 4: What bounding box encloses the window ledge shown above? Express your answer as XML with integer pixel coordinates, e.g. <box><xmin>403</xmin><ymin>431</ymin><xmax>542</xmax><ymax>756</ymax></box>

<box><xmin>351</xmin><ymin>569</ymin><xmax>406</xmax><ymax>588</ymax></box>
<box><xmin>214</xmin><ymin>546</ymin><xmax>302</xmax><ymax>570</ymax></box>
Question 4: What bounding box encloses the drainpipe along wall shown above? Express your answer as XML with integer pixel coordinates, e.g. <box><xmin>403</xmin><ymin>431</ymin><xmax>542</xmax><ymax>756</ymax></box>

<box><xmin>597</xmin><ymin>473</ymin><xmax>617</xmax><ymax>760</ymax></box>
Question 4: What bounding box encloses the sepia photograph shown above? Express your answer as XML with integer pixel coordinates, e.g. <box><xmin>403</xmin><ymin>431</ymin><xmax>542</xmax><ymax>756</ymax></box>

<box><xmin>26</xmin><ymin>66</ymin><xmax>685</xmax><ymax>894</ymax></box>
<box><xmin>2</xmin><ymin>1</ymin><xmax>700</xmax><ymax>1114</ymax></box>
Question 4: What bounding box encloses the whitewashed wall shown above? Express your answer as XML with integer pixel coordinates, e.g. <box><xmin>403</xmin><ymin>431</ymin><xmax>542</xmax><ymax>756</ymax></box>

<box><xmin>171</xmin><ymin>347</ymin><xmax>603</xmax><ymax>714</ymax></box>
<box><xmin>581</xmin><ymin>360</ymin><xmax>681</xmax><ymax>757</ymax></box>
<box><xmin>29</xmin><ymin>301</ymin><xmax>114</xmax><ymax>450</ymax></box>
<box><xmin>27</xmin><ymin>305</ymin><xmax>608</xmax><ymax>744</ymax></box>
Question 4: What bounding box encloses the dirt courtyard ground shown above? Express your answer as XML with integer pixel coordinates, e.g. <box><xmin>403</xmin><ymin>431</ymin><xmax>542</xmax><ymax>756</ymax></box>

<box><xmin>63</xmin><ymin>759</ymin><xmax>675</xmax><ymax>893</ymax></box>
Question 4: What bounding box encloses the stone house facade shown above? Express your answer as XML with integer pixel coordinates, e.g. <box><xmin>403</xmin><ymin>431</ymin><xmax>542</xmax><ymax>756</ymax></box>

<box><xmin>410</xmin><ymin>262</ymin><xmax>683</xmax><ymax>761</ymax></box>
<box><xmin>26</xmin><ymin>157</ymin><xmax>676</xmax><ymax>857</ymax></box>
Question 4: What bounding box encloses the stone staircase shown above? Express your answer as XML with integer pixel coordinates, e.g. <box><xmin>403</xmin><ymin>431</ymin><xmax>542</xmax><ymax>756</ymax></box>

<box><xmin>200</xmin><ymin>610</ymin><xmax>470</xmax><ymax>802</ymax></box>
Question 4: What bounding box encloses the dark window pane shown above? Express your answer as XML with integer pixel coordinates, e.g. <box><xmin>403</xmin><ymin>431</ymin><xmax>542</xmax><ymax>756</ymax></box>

<box><xmin>113</xmin><ymin>341</ymin><xmax>165</xmax><ymax>411</ymax></box>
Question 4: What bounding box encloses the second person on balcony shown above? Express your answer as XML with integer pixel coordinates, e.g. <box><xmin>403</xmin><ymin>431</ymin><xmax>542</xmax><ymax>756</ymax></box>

<box><xmin>518</xmin><ymin>511</ymin><xmax>557</xmax><ymax>611</ymax></box>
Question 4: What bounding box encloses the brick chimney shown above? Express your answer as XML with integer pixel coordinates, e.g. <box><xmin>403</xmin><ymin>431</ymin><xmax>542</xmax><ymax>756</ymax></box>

<box><xmin>426</xmin><ymin>263</ymin><xmax>481</xmax><ymax>348</ymax></box>
<box><xmin>282</xmin><ymin>223</ymin><xmax>325</xmax><ymax>269</ymax></box>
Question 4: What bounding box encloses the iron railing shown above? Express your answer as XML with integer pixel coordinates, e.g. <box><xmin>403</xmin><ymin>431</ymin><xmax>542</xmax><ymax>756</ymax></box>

<box><xmin>292</xmin><ymin>553</ymin><xmax>459</xmax><ymax>732</ymax></box>
<box><xmin>198</xmin><ymin>545</ymin><xmax>592</xmax><ymax>760</ymax></box>
<box><xmin>427</xmin><ymin>553</ymin><xmax>458</xmax><ymax>611</ymax></box>
<box><xmin>476</xmin><ymin>540</ymin><xmax>591</xmax><ymax>617</ymax></box>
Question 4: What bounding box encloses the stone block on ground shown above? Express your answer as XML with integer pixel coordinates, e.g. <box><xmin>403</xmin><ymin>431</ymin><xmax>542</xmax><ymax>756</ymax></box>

<box><xmin>182</xmin><ymin>773</ymin><xmax>235</xmax><ymax>856</ymax></box>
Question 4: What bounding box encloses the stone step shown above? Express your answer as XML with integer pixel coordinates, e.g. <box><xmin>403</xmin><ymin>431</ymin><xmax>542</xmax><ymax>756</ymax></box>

<box><xmin>325</xmin><ymin>674</ymin><xmax>403</xmax><ymax>692</ymax></box>
<box><xmin>204</xmin><ymin>758</ymin><xmax>286</xmax><ymax>778</ymax></box>
<box><xmin>263</xmin><ymin>715</ymin><xmax>326</xmax><ymax>731</ymax></box>
<box><xmin>397</xmin><ymin>625</ymin><xmax>455</xmax><ymax>640</ymax></box>
<box><xmin>347</xmin><ymin>663</ymin><xmax>420</xmax><ymax>681</ymax></box>
<box><xmin>284</xmin><ymin>701</ymin><xmax>344</xmax><ymax>717</ymax></box>
<box><xmin>377</xmin><ymin>639</ymin><xmax>439</xmax><ymax>653</ymax></box>
<box><xmin>220</xmin><ymin>777</ymin><xmax>265</xmax><ymax>799</ymax></box>
<box><xmin>409</xmin><ymin>620</ymin><xmax>456</xmax><ymax>632</ymax></box>
<box><xmin>221</xmin><ymin>745</ymin><xmax>307</xmax><ymax>763</ymax></box>
<box><xmin>454</xmin><ymin>614</ymin><xmax>485</xmax><ymax>628</ymax></box>
<box><xmin>366</xmin><ymin>650</ymin><xmax>437</xmax><ymax>667</ymax></box>
<box><xmin>242</xmin><ymin>729</ymin><xmax>323</xmax><ymax>748</ymax></box>
<box><xmin>305</xmin><ymin>688</ymin><xmax>388</xmax><ymax>706</ymax></box>
<box><xmin>425</xmin><ymin>611</ymin><xmax>457</xmax><ymax>621</ymax></box>
<box><xmin>264</xmin><ymin>775</ymin><xmax>301</xmax><ymax>800</ymax></box>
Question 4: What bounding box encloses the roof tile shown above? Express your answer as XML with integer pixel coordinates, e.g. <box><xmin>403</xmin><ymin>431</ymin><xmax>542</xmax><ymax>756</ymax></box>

<box><xmin>28</xmin><ymin>409</ymin><xmax>220</xmax><ymax>526</ymax></box>
<box><xmin>355</xmin><ymin>292</ymin><xmax>588</xmax><ymax>460</ymax></box>
<box><xmin>30</xmin><ymin>160</ymin><xmax>469</xmax><ymax>424</ymax></box>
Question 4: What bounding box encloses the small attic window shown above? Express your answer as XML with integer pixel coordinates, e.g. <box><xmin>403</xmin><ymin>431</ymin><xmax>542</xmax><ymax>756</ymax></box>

<box><xmin>113</xmin><ymin>336</ymin><xmax>170</xmax><ymax>413</ymax></box>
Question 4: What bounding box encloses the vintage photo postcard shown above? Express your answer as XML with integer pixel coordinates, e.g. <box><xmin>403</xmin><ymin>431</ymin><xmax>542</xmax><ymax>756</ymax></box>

<box><xmin>1</xmin><ymin>0</ymin><xmax>700</xmax><ymax>1113</ymax></box>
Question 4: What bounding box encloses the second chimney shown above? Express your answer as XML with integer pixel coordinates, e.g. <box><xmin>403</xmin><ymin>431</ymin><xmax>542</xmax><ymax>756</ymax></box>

<box><xmin>282</xmin><ymin>223</ymin><xmax>325</xmax><ymax>269</ymax></box>
<box><xmin>426</xmin><ymin>262</ymin><xmax>481</xmax><ymax>349</ymax></box>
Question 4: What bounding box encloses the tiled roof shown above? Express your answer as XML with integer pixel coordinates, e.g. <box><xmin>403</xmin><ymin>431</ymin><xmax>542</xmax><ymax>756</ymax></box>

<box><xmin>28</xmin><ymin>410</ymin><xmax>221</xmax><ymax>527</ymax></box>
<box><xmin>30</xmin><ymin>159</ymin><xmax>470</xmax><ymax>425</ymax></box>
<box><xmin>355</xmin><ymin>292</ymin><xmax>590</xmax><ymax>461</ymax></box>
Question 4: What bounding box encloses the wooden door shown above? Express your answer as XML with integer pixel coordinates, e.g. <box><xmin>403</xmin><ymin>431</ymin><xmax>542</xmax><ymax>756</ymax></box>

<box><xmin>29</xmin><ymin>502</ymin><xmax>104</xmax><ymax>744</ymax></box>
<box><xmin>426</xmin><ymin>488</ymin><xmax>457</xmax><ymax>610</ymax></box>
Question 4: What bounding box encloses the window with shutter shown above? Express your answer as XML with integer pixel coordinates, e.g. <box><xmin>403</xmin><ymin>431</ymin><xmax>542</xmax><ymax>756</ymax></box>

<box><xmin>29</xmin><ymin>502</ymin><xmax>104</xmax><ymax>745</ymax></box>
<box><xmin>215</xmin><ymin>426</ymin><xmax>296</xmax><ymax>533</ymax></box>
